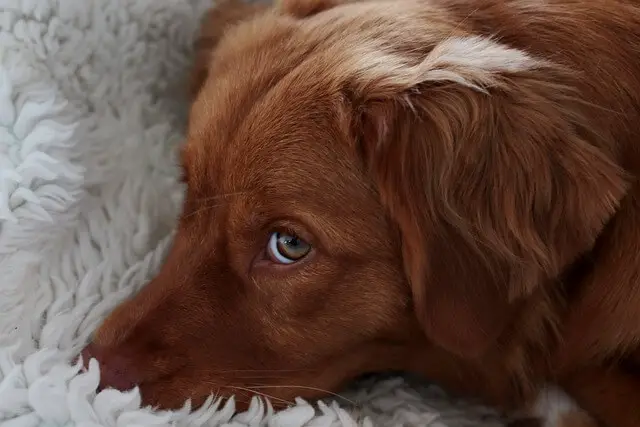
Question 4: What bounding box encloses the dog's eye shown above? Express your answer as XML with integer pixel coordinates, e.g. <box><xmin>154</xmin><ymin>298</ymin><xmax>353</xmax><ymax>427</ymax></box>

<box><xmin>267</xmin><ymin>232</ymin><xmax>311</xmax><ymax>264</ymax></box>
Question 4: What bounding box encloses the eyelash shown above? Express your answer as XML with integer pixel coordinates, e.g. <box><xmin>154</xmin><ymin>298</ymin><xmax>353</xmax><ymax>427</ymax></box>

<box><xmin>267</xmin><ymin>222</ymin><xmax>309</xmax><ymax>244</ymax></box>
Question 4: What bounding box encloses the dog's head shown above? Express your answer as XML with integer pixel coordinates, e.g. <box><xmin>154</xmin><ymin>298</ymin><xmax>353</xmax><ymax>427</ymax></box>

<box><xmin>82</xmin><ymin>0</ymin><xmax>627</xmax><ymax>409</ymax></box>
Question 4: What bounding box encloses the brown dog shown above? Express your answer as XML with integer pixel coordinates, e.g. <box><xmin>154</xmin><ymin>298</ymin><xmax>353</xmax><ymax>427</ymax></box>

<box><xmin>81</xmin><ymin>0</ymin><xmax>640</xmax><ymax>425</ymax></box>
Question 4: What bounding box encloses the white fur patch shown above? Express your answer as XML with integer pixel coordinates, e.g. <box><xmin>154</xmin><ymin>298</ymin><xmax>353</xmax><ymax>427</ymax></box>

<box><xmin>427</xmin><ymin>36</ymin><xmax>539</xmax><ymax>83</ymax></box>
<box><xmin>530</xmin><ymin>385</ymin><xmax>584</xmax><ymax>427</ymax></box>
<box><xmin>350</xmin><ymin>36</ymin><xmax>542</xmax><ymax>96</ymax></box>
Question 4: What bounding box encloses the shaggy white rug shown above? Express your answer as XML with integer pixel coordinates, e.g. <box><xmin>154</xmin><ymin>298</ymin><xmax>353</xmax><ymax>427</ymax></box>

<box><xmin>0</xmin><ymin>0</ymin><xmax>526</xmax><ymax>425</ymax></box>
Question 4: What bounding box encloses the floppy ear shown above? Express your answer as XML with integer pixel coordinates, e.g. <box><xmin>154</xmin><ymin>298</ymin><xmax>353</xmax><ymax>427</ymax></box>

<box><xmin>191</xmin><ymin>0</ymin><xmax>269</xmax><ymax>97</ymax></box>
<box><xmin>348</xmin><ymin>36</ymin><xmax>628</xmax><ymax>358</ymax></box>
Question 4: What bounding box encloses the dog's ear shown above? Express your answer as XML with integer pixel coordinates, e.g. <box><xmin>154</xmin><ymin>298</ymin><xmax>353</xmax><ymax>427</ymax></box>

<box><xmin>347</xmin><ymin>36</ymin><xmax>628</xmax><ymax>358</ymax></box>
<box><xmin>191</xmin><ymin>0</ymin><xmax>269</xmax><ymax>97</ymax></box>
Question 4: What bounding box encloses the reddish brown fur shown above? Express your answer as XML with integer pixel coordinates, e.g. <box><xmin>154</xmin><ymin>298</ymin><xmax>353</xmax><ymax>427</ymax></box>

<box><xmin>83</xmin><ymin>0</ymin><xmax>640</xmax><ymax>425</ymax></box>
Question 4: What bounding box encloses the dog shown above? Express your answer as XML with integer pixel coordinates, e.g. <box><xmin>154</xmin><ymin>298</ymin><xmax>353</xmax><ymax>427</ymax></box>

<box><xmin>81</xmin><ymin>0</ymin><xmax>640</xmax><ymax>425</ymax></box>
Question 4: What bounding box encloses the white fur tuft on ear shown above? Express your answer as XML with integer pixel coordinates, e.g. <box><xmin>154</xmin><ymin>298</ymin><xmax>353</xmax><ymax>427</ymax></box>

<box><xmin>349</xmin><ymin>36</ymin><xmax>544</xmax><ymax>97</ymax></box>
<box><xmin>529</xmin><ymin>386</ymin><xmax>593</xmax><ymax>427</ymax></box>
<box><xmin>426</xmin><ymin>36</ymin><xmax>542</xmax><ymax>86</ymax></box>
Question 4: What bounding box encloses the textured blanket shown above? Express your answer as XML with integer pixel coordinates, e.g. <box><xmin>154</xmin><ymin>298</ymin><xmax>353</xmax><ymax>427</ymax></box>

<box><xmin>0</xmin><ymin>0</ymin><xmax>513</xmax><ymax>425</ymax></box>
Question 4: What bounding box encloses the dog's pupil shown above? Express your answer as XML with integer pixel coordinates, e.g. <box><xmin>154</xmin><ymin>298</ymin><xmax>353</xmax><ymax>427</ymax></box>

<box><xmin>283</xmin><ymin>235</ymin><xmax>299</xmax><ymax>247</ymax></box>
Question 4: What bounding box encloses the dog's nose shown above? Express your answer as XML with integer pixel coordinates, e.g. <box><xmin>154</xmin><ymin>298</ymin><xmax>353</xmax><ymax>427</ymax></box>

<box><xmin>81</xmin><ymin>342</ymin><xmax>139</xmax><ymax>392</ymax></box>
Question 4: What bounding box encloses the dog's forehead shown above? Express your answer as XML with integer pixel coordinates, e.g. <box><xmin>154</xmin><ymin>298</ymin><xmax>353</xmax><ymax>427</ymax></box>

<box><xmin>186</xmin><ymin>58</ymin><xmax>356</xmax><ymax>196</ymax></box>
<box><xmin>187</xmin><ymin>90</ymin><xmax>354</xmax><ymax>199</ymax></box>
<box><xmin>183</xmin><ymin>3</ymin><xmax>431</xmax><ymax>197</ymax></box>
<box><xmin>226</xmin><ymin>93</ymin><xmax>351</xmax><ymax>196</ymax></box>
<box><xmin>182</xmin><ymin>82</ymin><xmax>372</xmax><ymax>236</ymax></box>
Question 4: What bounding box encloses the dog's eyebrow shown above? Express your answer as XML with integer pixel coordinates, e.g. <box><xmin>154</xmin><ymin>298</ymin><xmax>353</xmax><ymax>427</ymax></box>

<box><xmin>182</xmin><ymin>191</ymin><xmax>255</xmax><ymax>220</ymax></box>
<box><xmin>194</xmin><ymin>190</ymin><xmax>253</xmax><ymax>203</ymax></box>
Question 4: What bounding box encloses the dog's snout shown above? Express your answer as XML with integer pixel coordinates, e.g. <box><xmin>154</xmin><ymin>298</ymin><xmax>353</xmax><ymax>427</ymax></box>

<box><xmin>81</xmin><ymin>342</ymin><xmax>139</xmax><ymax>392</ymax></box>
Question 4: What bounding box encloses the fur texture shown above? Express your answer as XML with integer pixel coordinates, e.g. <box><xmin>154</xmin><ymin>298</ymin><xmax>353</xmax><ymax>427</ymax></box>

<box><xmin>83</xmin><ymin>0</ymin><xmax>640</xmax><ymax>426</ymax></box>
<box><xmin>0</xmin><ymin>0</ymin><xmax>534</xmax><ymax>426</ymax></box>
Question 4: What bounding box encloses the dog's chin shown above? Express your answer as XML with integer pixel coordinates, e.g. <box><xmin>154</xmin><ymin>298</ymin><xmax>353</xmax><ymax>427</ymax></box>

<box><xmin>137</xmin><ymin>377</ymin><xmax>309</xmax><ymax>411</ymax></box>
<box><xmin>137</xmin><ymin>379</ymin><xmax>218</xmax><ymax>410</ymax></box>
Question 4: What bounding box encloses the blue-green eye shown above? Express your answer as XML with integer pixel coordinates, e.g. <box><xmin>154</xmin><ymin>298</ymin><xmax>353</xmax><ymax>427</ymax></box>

<box><xmin>267</xmin><ymin>232</ymin><xmax>311</xmax><ymax>264</ymax></box>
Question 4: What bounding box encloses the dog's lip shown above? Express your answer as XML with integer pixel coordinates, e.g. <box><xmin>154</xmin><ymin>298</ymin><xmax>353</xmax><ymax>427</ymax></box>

<box><xmin>75</xmin><ymin>351</ymin><xmax>186</xmax><ymax>393</ymax></box>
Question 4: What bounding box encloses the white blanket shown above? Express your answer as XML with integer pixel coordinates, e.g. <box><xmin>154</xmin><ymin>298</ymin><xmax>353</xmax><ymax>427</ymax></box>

<box><xmin>0</xmin><ymin>0</ymin><xmax>511</xmax><ymax>425</ymax></box>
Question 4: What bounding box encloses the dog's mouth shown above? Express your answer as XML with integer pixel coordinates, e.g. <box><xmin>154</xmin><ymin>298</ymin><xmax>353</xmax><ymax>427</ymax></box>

<box><xmin>76</xmin><ymin>343</ymin><xmax>318</xmax><ymax>410</ymax></box>
<box><xmin>78</xmin><ymin>343</ymin><xmax>191</xmax><ymax>398</ymax></box>
<box><xmin>135</xmin><ymin>377</ymin><xmax>299</xmax><ymax>411</ymax></box>
<box><xmin>136</xmin><ymin>364</ymin><xmax>350</xmax><ymax>411</ymax></box>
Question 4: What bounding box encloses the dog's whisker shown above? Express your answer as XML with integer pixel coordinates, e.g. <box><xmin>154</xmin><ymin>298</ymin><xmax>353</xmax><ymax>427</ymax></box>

<box><xmin>182</xmin><ymin>203</ymin><xmax>226</xmax><ymax>219</ymax></box>
<box><xmin>246</xmin><ymin>384</ymin><xmax>358</xmax><ymax>406</ymax></box>
<box><xmin>195</xmin><ymin>191</ymin><xmax>253</xmax><ymax>203</ymax></box>
<box><xmin>227</xmin><ymin>385</ymin><xmax>295</xmax><ymax>406</ymax></box>
<box><xmin>182</xmin><ymin>191</ymin><xmax>256</xmax><ymax>219</ymax></box>
<box><xmin>201</xmin><ymin>383</ymin><xmax>286</xmax><ymax>407</ymax></box>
